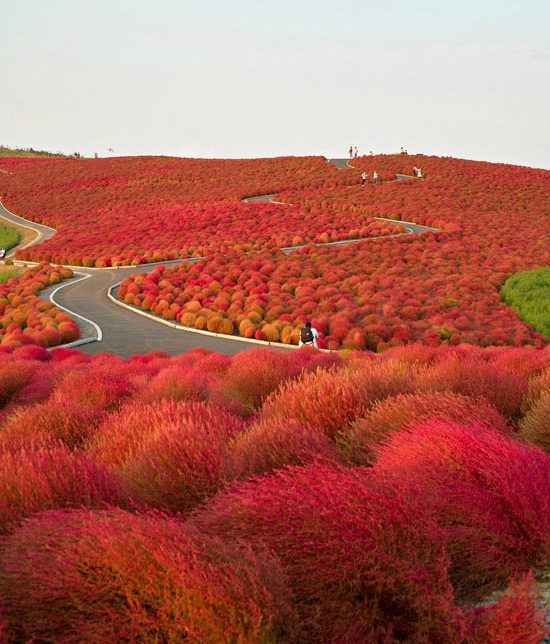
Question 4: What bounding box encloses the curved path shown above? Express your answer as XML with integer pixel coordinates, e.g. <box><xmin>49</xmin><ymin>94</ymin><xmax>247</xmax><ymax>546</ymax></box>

<box><xmin>0</xmin><ymin>159</ymin><xmax>436</xmax><ymax>357</ymax></box>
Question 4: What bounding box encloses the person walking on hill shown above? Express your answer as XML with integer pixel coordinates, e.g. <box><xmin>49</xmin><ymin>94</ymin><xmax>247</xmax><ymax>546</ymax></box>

<box><xmin>354</xmin><ymin>146</ymin><xmax>359</xmax><ymax>158</ymax></box>
<box><xmin>349</xmin><ymin>145</ymin><xmax>353</xmax><ymax>158</ymax></box>
<box><xmin>361</xmin><ymin>171</ymin><xmax>368</xmax><ymax>186</ymax></box>
<box><xmin>373</xmin><ymin>170</ymin><xmax>379</xmax><ymax>184</ymax></box>
<box><xmin>299</xmin><ymin>321</ymin><xmax>319</xmax><ymax>349</ymax></box>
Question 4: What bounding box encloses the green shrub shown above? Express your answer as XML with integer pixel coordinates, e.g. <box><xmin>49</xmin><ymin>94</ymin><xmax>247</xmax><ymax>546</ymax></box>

<box><xmin>501</xmin><ymin>267</ymin><xmax>550</xmax><ymax>339</ymax></box>
<box><xmin>0</xmin><ymin>225</ymin><xmax>20</xmax><ymax>251</ymax></box>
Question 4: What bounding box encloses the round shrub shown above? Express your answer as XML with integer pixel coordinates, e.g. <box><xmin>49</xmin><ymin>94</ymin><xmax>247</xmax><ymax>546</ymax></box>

<box><xmin>87</xmin><ymin>400</ymin><xmax>243</xmax><ymax>513</ymax></box>
<box><xmin>519</xmin><ymin>391</ymin><xmax>550</xmax><ymax>452</ymax></box>
<box><xmin>417</xmin><ymin>356</ymin><xmax>528</xmax><ymax>420</ymax></box>
<box><xmin>212</xmin><ymin>348</ymin><xmax>305</xmax><ymax>413</ymax></box>
<box><xmin>191</xmin><ymin>461</ymin><xmax>458</xmax><ymax>641</ymax></box>
<box><xmin>259</xmin><ymin>360</ymin><xmax>424</xmax><ymax>437</ymax></box>
<box><xmin>232</xmin><ymin>418</ymin><xmax>340</xmax><ymax>478</ymax></box>
<box><xmin>143</xmin><ymin>364</ymin><xmax>209</xmax><ymax>403</ymax></box>
<box><xmin>0</xmin><ymin>445</ymin><xmax>121</xmax><ymax>534</ymax></box>
<box><xmin>464</xmin><ymin>573</ymin><xmax>546</xmax><ymax>644</ymax></box>
<box><xmin>339</xmin><ymin>392</ymin><xmax>510</xmax><ymax>465</ymax></box>
<box><xmin>372</xmin><ymin>419</ymin><xmax>550</xmax><ymax>599</ymax></box>
<box><xmin>0</xmin><ymin>398</ymin><xmax>106</xmax><ymax>451</ymax></box>
<box><xmin>0</xmin><ymin>508</ymin><xmax>299</xmax><ymax>643</ymax></box>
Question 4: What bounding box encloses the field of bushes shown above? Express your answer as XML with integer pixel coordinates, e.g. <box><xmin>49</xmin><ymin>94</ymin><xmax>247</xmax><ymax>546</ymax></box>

<box><xmin>0</xmin><ymin>343</ymin><xmax>548</xmax><ymax>641</ymax></box>
<box><xmin>0</xmin><ymin>263</ymin><xmax>79</xmax><ymax>351</ymax></box>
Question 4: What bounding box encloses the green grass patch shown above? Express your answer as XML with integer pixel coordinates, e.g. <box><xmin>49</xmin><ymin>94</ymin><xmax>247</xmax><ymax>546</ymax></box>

<box><xmin>0</xmin><ymin>145</ymin><xmax>66</xmax><ymax>158</ymax></box>
<box><xmin>0</xmin><ymin>267</ymin><xmax>22</xmax><ymax>283</ymax></box>
<box><xmin>500</xmin><ymin>267</ymin><xmax>550</xmax><ymax>339</ymax></box>
<box><xmin>0</xmin><ymin>225</ymin><xmax>20</xmax><ymax>251</ymax></box>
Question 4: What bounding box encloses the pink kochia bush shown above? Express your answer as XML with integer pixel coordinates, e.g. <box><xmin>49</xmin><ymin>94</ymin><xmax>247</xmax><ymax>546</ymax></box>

<box><xmin>191</xmin><ymin>461</ymin><xmax>459</xmax><ymax>642</ymax></box>
<box><xmin>0</xmin><ymin>508</ymin><xmax>299</xmax><ymax>643</ymax></box>
<box><xmin>371</xmin><ymin>419</ymin><xmax>550</xmax><ymax>599</ymax></box>
<box><xmin>86</xmin><ymin>400</ymin><xmax>243</xmax><ymax>512</ymax></box>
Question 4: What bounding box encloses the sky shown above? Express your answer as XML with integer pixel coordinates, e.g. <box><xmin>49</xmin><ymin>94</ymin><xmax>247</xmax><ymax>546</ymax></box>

<box><xmin>2</xmin><ymin>0</ymin><xmax>549</xmax><ymax>168</ymax></box>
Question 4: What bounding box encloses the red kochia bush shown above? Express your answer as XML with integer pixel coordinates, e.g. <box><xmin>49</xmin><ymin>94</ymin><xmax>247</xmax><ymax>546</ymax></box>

<box><xmin>191</xmin><ymin>461</ymin><xmax>458</xmax><ymax>642</ymax></box>
<box><xmin>87</xmin><ymin>401</ymin><xmax>243</xmax><ymax>513</ymax></box>
<box><xmin>465</xmin><ymin>573</ymin><xmax>547</xmax><ymax>643</ymax></box>
<box><xmin>417</xmin><ymin>355</ymin><xmax>528</xmax><ymax>420</ymax></box>
<box><xmin>0</xmin><ymin>360</ymin><xmax>35</xmax><ymax>407</ymax></box>
<box><xmin>0</xmin><ymin>509</ymin><xmax>299</xmax><ymax>643</ymax></box>
<box><xmin>0</xmin><ymin>445</ymin><xmax>121</xmax><ymax>534</ymax></box>
<box><xmin>143</xmin><ymin>364</ymin><xmax>210</xmax><ymax>403</ymax></box>
<box><xmin>372</xmin><ymin>419</ymin><xmax>550</xmax><ymax>599</ymax></box>
<box><xmin>232</xmin><ymin>418</ymin><xmax>340</xmax><ymax>478</ymax></box>
<box><xmin>520</xmin><ymin>392</ymin><xmax>550</xmax><ymax>452</ymax></box>
<box><xmin>339</xmin><ymin>392</ymin><xmax>510</xmax><ymax>465</ymax></box>
<box><xmin>51</xmin><ymin>369</ymin><xmax>136</xmax><ymax>411</ymax></box>
<box><xmin>212</xmin><ymin>348</ymin><xmax>306</xmax><ymax>413</ymax></box>
<box><xmin>0</xmin><ymin>398</ymin><xmax>106</xmax><ymax>451</ymax></box>
<box><xmin>259</xmin><ymin>361</ymin><xmax>423</xmax><ymax>437</ymax></box>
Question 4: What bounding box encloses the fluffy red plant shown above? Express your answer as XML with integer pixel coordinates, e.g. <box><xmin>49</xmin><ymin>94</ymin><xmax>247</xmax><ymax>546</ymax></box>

<box><xmin>51</xmin><ymin>368</ymin><xmax>136</xmax><ymax>411</ymax></box>
<box><xmin>143</xmin><ymin>364</ymin><xmax>209</xmax><ymax>403</ymax></box>
<box><xmin>417</xmin><ymin>355</ymin><xmax>528</xmax><ymax>420</ymax></box>
<box><xmin>11</xmin><ymin>345</ymin><xmax>50</xmax><ymax>362</ymax></box>
<box><xmin>465</xmin><ymin>573</ymin><xmax>547</xmax><ymax>643</ymax></box>
<box><xmin>519</xmin><ymin>391</ymin><xmax>550</xmax><ymax>452</ymax></box>
<box><xmin>372</xmin><ymin>419</ymin><xmax>550</xmax><ymax>599</ymax></box>
<box><xmin>259</xmin><ymin>360</ymin><xmax>424</xmax><ymax>437</ymax></box>
<box><xmin>0</xmin><ymin>445</ymin><xmax>121</xmax><ymax>534</ymax></box>
<box><xmin>339</xmin><ymin>392</ymin><xmax>510</xmax><ymax>465</ymax></box>
<box><xmin>0</xmin><ymin>359</ymin><xmax>35</xmax><ymax>407</ymax></box>
<box><xmin>191</xmin><ymin>461</ymin><xmax>459</xmax><ymax>642</ymax></box>
<box><xmin>0</xmin><ymin>398</ymin><xmax>106</xmax><ymax>451</ymax></box>
<box><xmin>87</xmin><ymin>400</ymin><xmax>243</xmax><ymax>512</ymax></box>
<box><xmin>231</xmin><ymin>417</ymin><xmax>340</xmax><ymax>478</ymax></box>
<box><xmin>0</xmin><ymin>508</ymin><xmax>299</xmax><ymax>643</ymax></box>
<box><xmin>212</xmin><ymin>348</ymin><xmax>306</xmax><ymax>413</ymax></box>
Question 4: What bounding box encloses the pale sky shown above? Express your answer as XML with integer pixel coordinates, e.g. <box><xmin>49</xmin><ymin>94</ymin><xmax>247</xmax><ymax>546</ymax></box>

<box><xmin>2</xmin><ymin>0</ymin><xmax>549</xmax><ymax>168</ymax></box>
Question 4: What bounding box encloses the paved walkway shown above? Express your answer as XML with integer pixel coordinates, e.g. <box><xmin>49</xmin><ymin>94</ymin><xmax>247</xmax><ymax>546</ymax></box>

<box><xmin>0</xmin><ymin>158</ymin><xmax>434</xmax><ymax>357</ymax></box>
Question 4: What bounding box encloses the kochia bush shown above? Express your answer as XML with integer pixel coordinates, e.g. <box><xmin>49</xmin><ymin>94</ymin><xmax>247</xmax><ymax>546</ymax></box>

<box><xmin>87</xmin><ymin>400</ymin><xmax>243</xmax><ymax>512</ymax></box>
<box><xmin>191</xmin><ymin>461</ymin><xmax>459</xmax><ymax>642</ymax></box>
<box><xmin>0</xmin><ymin>509</ymin><xmax>299</xmax><ymax>643</ymax></box>
<box><xmin>0</xmin><ymin>445</ymin><xmax>121</xmax><ymax>534</ymax></box>
<box><xmin>372</xmin><ymin>419</ymin><xmax>550</xmax><ymax>599</ymax></box>
<box><xmin>339</xmin><ymin>391</ymin><xmax>510</xmax><ymax>465</ymax></box>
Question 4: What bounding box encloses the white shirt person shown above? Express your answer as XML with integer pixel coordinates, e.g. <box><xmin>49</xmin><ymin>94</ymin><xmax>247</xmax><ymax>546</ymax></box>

<box><xmin>299</xmin><ymin>321</ymin><xmax>319</xmax><ymax>349</ymax></box>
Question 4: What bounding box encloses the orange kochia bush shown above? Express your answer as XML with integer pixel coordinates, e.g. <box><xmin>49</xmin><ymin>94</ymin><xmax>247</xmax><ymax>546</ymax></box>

<box><xmin>0</xmin><ymin>262</ymin><xmax>79</xmax><ymax>351</ymax></box>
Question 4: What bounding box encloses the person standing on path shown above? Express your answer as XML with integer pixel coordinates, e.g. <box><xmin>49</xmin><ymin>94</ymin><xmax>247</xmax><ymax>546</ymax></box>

<box><xmin>373</xmin><ymin>171</ymin><xmax>379</xmax><ymax>184</ymax></box>
<box><xmin>354</xmin><ymin>146</ymin><xmax>359</xmax><ymax>158</ymax></box>
<box><xmin>299</xmin><ymin>321</ymin><xmax>319</xmax><ymax>349</ymax></box>
<box><xmin>349</xmin><ymin>146</ymin><xmax>353</xmax><ymax>158</ymax></box>
<box><xmin>361</xmin><ymin>171</ymin><xmax>368</xmax><ymax>186</ymax></box>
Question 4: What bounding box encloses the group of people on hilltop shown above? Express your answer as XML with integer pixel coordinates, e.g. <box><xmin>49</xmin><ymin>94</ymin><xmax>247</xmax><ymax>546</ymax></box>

<box><xmin>360</xmin><ymin>170</ymin><xmax>379</xmax><ymax>186</ymax></box>
<box><xmin>349</xmin><ymin>147</ymin><xmax>375</xmax><ymax>158</ymax></box>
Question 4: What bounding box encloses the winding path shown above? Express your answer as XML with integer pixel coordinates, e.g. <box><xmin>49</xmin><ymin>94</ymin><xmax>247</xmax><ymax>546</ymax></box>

<box><xmin>0</xmin><ymin>159</ymin><xmax>436</xmax><ymax>357</ymax></box>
